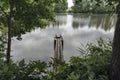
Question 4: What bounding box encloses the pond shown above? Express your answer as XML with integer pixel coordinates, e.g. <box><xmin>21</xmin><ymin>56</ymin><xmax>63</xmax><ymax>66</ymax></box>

<box><xmin>11</xmin><ymin>13</ymin><xmax>117</xmax><ymax>62</ymax></box>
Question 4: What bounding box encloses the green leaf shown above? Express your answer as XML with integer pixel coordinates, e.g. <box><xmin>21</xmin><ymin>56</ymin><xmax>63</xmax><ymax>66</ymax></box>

<box><xmin>19</xmin><ymin>59</ymin><xmax>25</xmax><ymax>67</ymax></box>
<box><xmin>3</xmin><ymin>64</ymin><xmax>9</xmax><ymax>72</ymax></box>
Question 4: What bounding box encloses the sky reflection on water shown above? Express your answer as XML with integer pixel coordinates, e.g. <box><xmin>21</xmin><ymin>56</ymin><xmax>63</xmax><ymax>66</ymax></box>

<box><xmin>11</xmin><ymin>13</ymin><xmax>116</xmax><ymax>62</ymax></box>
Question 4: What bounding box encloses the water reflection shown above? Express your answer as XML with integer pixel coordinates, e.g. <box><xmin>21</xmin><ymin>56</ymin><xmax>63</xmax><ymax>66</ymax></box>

<box><xmin>72</xmin><ymin>14</ymin><xmax>117</xmax><ymax>30</ymax></box>
<box><xmin>53</xmin><ymin>13</ymin><xmax>67</xmax><ymax>27</ymax></box>
<box><xmin>72</xmin><ymin>14</ymin><xmax>90</xmax><ymax>29</ymax></box>
<box><xmin>53</xmin><ymin>13</ymin><xmax>117</xmax><ymax>31</ymax></box>
<box><xmin>89</xmin><ymin>14</ymin><xmax>117</xmax><ymax>31</ymax></box>
<box><xmin>11</xmin><ymin>13</ymin><xmax>116</xmax><ymax>62</ymax></box>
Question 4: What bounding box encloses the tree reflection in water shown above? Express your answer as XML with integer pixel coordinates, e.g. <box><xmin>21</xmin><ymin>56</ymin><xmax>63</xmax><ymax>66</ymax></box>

<box><xmin>53</xmin><ymin>13</ymin><xmax>117</xmax><ymax>31</ymax></box>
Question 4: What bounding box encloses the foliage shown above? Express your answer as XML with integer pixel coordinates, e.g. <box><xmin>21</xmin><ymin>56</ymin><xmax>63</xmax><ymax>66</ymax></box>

<box><xmin>54</xmin><ymin>0</ymin><xmax>68</xmax><ymax>13</ymax></box>
<box><xmin>0</xmin><ymin>34</ymin><xmax>6</xmax><ymax>61</ymax></box>
<box><xmin>0</xmin><ymin>0</ymin><xmax>65</xmax><ymax>38</ymax></box>
<box><xmin>0</xmin><ymin>39</ymin><xmax>112</xmax><ymax>80</ymax></box>
<box><xmin>0</xmin><ymin>60</ymin><xmax>47</xmax><ymax>80</ymax></box>
<box><xmin>72</xmin><ymin>0</ymin><xmax>118</xmax><ymax>13</ymax></box>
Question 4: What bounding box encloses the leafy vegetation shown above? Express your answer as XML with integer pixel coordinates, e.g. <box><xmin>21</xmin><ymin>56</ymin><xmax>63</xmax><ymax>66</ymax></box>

<box><xmin>0</xmin><ymin>38</ymin><xmax>112</xmax><ymax>80</ymax></box>
<box><xmin>54</xmin><ymin>0</ymin><xmax>68</xmax><ymax>13</ymax></box>
<box><xmin>72</xmin><ymin>0</ymin><xmax>118</xmax><ymax>13</ymax></box>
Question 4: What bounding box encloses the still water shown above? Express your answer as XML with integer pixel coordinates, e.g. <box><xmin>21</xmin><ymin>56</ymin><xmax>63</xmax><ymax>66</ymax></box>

<box><xmin>11</xmin><ymin>13</ymin><xmax>117</xmax><ymax>62</ymax></box>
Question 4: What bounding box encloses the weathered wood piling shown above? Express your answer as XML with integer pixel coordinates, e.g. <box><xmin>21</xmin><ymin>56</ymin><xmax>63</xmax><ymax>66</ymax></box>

<box><xmin>54</xmin><ymin>35</ymin><xmax>64</xmax><ymax>62</ymax></box>
<box><xmin>53</xmin><ymin>35</ymin><xmax>64</xmax><ymax>72</ymax></box>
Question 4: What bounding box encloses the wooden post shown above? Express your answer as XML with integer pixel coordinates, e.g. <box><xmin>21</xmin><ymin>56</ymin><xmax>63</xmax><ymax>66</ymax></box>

<box><xmin>54</xmin><ymin>35</ymin><xmax>64</xmax><ymax>61</ymax></box>
<box><xmin>53</xmin><ymin>35</ymin><xmax>64</xmax><ymax>72</ymax></box>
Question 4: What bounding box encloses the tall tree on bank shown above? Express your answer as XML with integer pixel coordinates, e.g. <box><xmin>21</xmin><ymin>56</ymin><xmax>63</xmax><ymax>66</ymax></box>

<box><xmin>0</xmin><ymin>0</ymin><xmax>63</xmax><ymax>64</ymax></box>
<box><xmin>109</xmin><ymin>0</ymin><xmax>120</xmax><ymax>80</ymax></box>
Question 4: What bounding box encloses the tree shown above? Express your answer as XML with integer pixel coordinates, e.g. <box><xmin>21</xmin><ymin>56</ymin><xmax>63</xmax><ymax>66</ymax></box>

<box><xmin>72</xmin><ymin>0</ymin><xmax>117</xmax><ymax>13</ymax></box>
<box><xmin>109</xmin><ymin>0</ymin><xmax>120</xmax><ymax>80</ymax></box>
<box><xmin>54</xmin><ymin>0</ymin><xmax>68</xmax><ymax>13</ymax></box>
<box><xmin>0</xmin><ymin>0</ymin><xmax>63</xmax><ymax>64</ymax></box>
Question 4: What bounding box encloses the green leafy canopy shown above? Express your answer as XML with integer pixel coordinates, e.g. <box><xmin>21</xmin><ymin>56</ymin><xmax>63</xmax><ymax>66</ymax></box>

<box><xmin>0</xmin><ymin>0</ymin><xmax>64</xmax><ymax>38</ymax></box>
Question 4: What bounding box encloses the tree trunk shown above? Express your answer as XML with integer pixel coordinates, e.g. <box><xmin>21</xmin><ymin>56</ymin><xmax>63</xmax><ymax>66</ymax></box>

<box><xmin>6</xmin><ymin>0</ymin><xmax>13</xmax><ymax>64</ymax></box>
<box><xmin>109</xmin><ymin>1</ymin><xmax>120</xmax><ymax>80</ymax></box>
<box><xmin>6</xmin><ymin>16</ymin><xmax>12</xmax><ymax>64</ymax></box>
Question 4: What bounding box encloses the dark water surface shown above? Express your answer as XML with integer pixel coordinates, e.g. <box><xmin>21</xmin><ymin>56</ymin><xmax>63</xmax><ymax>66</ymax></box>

<box><xmin>11</xmin><ymin>13</ymin><xmax>117</xmax><ymax>62</ymax></box>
